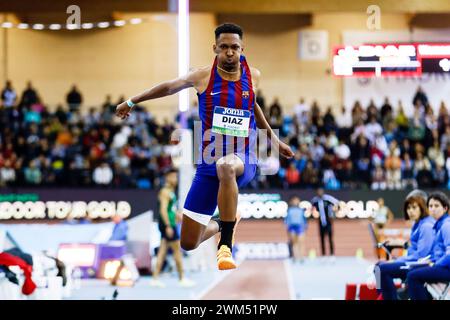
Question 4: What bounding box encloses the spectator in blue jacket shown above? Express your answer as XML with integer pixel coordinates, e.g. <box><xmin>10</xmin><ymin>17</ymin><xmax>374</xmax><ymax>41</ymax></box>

<box><xmin>109</xmin><ymin>214</ymin><xmax>129</xmax><ymax>241</ymax></box>
<box><xmin>407</xmin><ymin>191</ymin><xmax>450</xmax><ymax>300</ymax></box>
<box><xmin>285</xmin><ymin>196</ymin><xmax>308</xmax><ymax>263</ymax></box>
<box><xmin>375</xmin><ymin>195</ymin><xmax>435</xmax><ymax>300</ymax></box>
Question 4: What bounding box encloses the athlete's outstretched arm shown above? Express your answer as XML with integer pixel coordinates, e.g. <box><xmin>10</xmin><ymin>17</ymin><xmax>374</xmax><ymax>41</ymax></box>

<box><xmin>115</xmin><ymin>69</ymin><xmax>204</xmax><ymax>120</ymax></box>
<box><xmin>255</xmin><ymin>102</ymin><xmax>294</xmax><ymax>159</ymax></box>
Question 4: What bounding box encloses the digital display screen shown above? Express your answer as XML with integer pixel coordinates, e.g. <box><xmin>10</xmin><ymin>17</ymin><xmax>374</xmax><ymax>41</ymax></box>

<box><xmin>333</xmin><ymin>43</ymin><xmax>450</xmax><ymax>77</ymax></box>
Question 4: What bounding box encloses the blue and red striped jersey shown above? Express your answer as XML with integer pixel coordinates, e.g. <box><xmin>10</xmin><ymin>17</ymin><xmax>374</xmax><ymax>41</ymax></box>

<box><xmin>195</xmin><ymin>55</ymin><xmax>257</xmax><ymax>176</ymax></box>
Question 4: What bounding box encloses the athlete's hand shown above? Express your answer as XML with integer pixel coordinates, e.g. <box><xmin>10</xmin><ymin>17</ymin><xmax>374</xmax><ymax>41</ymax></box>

<box><xmin>166</xmin><ymin>226</ymin><xmax>174</xmax><ymax>238</ymax></box>
<box><xmin>278</xmin><ymin>141</ymin><xmax>294</xmax><ymax>159</ymax></box>
<box><xmin>115</xmin><ymin>102</ymin><xmax>132</xmax><ymax>120</ymax></box>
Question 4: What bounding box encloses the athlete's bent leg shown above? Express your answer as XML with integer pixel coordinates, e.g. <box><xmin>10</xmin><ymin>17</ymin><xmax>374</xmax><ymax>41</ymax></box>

<box><xmin>215</xmin><ymin>154</ymin><xmax>244</xmax><ymax>270</ymax></box>
<box><xmin>216</xmin><ymin>154</ymin><xmax>244</xmax><ymax>223</ymax></box>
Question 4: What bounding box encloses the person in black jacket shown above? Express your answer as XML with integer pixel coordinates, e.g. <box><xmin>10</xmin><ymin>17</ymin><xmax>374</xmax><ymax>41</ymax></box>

<box><xmin>311</xmin><ymin>188</ymin><xmax>339</xmax><ymax>260</ymax></box>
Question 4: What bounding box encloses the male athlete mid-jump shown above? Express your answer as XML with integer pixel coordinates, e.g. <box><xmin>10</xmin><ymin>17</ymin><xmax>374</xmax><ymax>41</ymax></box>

<box><xmin>116</xmin><ymin>23</ymin><xmax>293</xmax><ymax>270</ymax></box>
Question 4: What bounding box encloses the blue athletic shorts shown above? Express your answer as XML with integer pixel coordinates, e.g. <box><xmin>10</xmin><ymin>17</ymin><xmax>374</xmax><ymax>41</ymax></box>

<box><xmin>287</xmin><ymin>224</ymin><xmax>305</xmax><ymax>235</ymax></box>
<box><xmin>183</xmin><ymin>163</ymin><xmax>256</xmax><ymax>225</ymax></box>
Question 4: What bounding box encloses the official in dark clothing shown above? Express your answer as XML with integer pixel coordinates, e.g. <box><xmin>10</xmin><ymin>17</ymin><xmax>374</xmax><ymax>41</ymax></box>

<box><xmin>311</xmin><ymin>188</ymin><xmax>339</xmax><ymax>257</ymax></box>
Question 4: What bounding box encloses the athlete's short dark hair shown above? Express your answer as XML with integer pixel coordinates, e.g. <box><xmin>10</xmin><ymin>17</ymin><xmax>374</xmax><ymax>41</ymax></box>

<box><xmin>427</xmin><ymin>191</ymin><xmax>449</xmax><ymax>212</ymax></box>
<box><xmin>215</xmin><ymin>23</ymin><xmax>243</xmax><ymax>39</ymax></box>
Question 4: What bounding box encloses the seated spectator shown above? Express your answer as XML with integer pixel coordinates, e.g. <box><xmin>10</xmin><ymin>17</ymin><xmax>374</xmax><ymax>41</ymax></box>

<box><xmin>400</xmin><ymin>139</ymin><xmax>413</xmax><ymax>161</ymax></box>
<box><xmin>402</xmin><ymin>153</ymin><xmax>417</xmax><ymax>189</ymax></box>
<box><xmin>309</xmin><ymin>137</ymin><xmax>325</xmax><ymax>166</ymax></box>
<box><xmin>351</xmin><ymin>100</ymin><xmax>366</xmax><ymax>126</ymax></box>
<box><xmin>56</xmin><ymin>127</ymin><xmax>73</xmax><ymax>146</ymax></box>
<box><xmin>326</xmin><ymin>130</ymin><xmax>339</xmax><ymax>151</ymax></box>
<box><xmin>351</xmin><ymin>119</ymin><xmax>367</xmax><ymax>143</ymax></box>
<box><xmin>0</xmin><ymin>159</ymin><xmax>16</xmax><ymax>187</ymax></box>
<box><xmin>285</xmin><ymin>162</ymin><xmax>300</xmax><ymax>188</ymax></box>
<box><xmin>440</xmin><ymin>125</ymin><xmax>450</xmax><ymax>152</ymax></box>
<box><xmin>366</xmin><ymin>99</ymin><xmax>379</xmax><ymax>121</ymax></box>
<box><xmin>293</xmin><ymin>97</ymin><xmax>308</xmax><ymax>122</ymax></box>
<box><xmin>310</xmin><ymin>100</ymin><xmax>321</xmax><ymax>128</ymax></box>
<box><xmin>268</xmin><ymin>98</ymin><xmax>284</xmax><ymax>132</ymax></box>
<box><xmin>335</xmin><ymin>105</ymin><xmax>352</xmax><ymax>132</ymax></box>
<box><xmin>352</xmin><ymin>135</ymin><xmax>371</xmax><ymax>185</ymax></box>
<box><xmin>335</xmin><ymin>159</ymin><xmax>354</xmax><ymax>188</ymax></box>
<box><xmin>301</xmin><ymin>160</ymin><xmax>319</xmax><ymax>188</ymax></box>
<box><xmin>323</xmin><ymin>107</ymin><xmax>336</xmax><ymax>133</ymax></box>
<box><xmin>24</xmin><ymin>160</ymin><xmax>42</xmax><ymax>185</ymax></box>
<box><xmin>322</xmin><ymin>168</ymin><xmax>340</xmax><ymax>190</ymax></box>
<box><xmin>407</xmin><ymin>192</ymin><xmax>450</xmax><ymax>300</ymax></box>
<box><xmin>380</xmin><ymin>97</ymin><xmax>393</xmax><ymax>123</ymax></box>
<box><xmin>428</xmin><ymin>140</ymin><xmax>445</xmax><ymax>168</ymax></box>
<box><xmin>437</xmin><ymin>101</ymin><xmax>449</xmax><ymax>134</ymax></box>
<box><xmin>432</xmin><ymin>163</ymin><xmax>448</xmax><ymax>188</ymax></box>
<box><xmin>424</xmin><ymin>107</ymin><xmax>438</xmax><ymax>131</ymax></box>
<box><xmin>371</xmin><ymin>163</ymin><xmax>386</xmax><ymax>190</ymax></box>
<box><xmin>408</xmin><ymin>111</ymin><xmax>426</xmax><ymax>143</ymax></box>
<box><xmin>414</xmin><ymin>152</ymin><xmax>433</xmax><ymax>187</ymax></box>
<box><xmin>365</xmin><ymin>115</ymin><xmax>383</xmax><ymax>143</ymax></box>
<box><xmin>24</xmin><ymin>103</ymin><xmax>43</xmax><ymax>124</ymax></box>
<box><xmin>395</xmin><ymin>102</ymin><xmax>409</xmax><ymax>132</ymax></box>
<box><xmin>100</xmin><ymin>95</ymin><xmax>115</xmax><ymax>123</ymax></box>
<box><xmin>375</xmin><ymin>195</ymin><xmax>435</xmax><ymax>300</ymax></box>
<box><xmin>54</xmin><ymin>105</ymin><xmax>68</xmax><ymax>124</ymax></box>
<box><xmin>385</xmin><ymin>150</ymin><xmax>402</xmax><ymax>190</ymax></box>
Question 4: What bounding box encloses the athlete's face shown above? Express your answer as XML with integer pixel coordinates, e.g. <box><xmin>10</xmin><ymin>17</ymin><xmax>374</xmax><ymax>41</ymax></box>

<box><xmin>166</xmin><ymin>172</ymin><xmax>178</xmax><ymax>187</ymax></box>
<box><xmin>214</xmin><ymin>33</ymin><xmax>243</xmax><ymax>71</ymax></box>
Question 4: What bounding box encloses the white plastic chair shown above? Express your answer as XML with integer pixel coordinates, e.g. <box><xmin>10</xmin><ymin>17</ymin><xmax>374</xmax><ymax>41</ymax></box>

<box><xmin>426</xmin><ymin>282</ymin><xmax>450</xmax><ymax>300</ymax></box>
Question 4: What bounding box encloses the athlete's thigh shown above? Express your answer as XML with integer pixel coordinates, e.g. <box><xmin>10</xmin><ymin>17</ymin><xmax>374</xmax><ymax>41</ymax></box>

<box><xmin>291</xmin><ymin>233</ymin><xmax>299</xmax><ymax>243</ymax></box>
<box><xmin>167</xmin><ymin>239</ymin><xmax>182</xmax><ymax>252</ymax></box>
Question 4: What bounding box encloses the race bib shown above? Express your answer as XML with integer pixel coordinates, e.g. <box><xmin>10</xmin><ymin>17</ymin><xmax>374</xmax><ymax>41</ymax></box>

<box><xmin>212</xmin><ymin>106</ymin><xmax>251</xmax><ymax>137</ymax></box>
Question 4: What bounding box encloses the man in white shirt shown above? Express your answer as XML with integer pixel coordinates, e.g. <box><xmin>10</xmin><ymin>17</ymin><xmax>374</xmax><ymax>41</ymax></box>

<box><xmin>293</xmin><ymin>98</ymin><xmax>308</xmax><ymax>121</ymax></box>
<box><xmin>364</xmin><ymin>115</ymin><xmax>383</xmax><ymax>144</ymax></box>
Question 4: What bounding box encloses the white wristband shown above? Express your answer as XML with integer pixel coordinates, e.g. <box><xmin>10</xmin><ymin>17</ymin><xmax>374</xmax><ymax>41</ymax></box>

<box><xmin>126</xmin><ymin>99</ymin><xmax>135</xmax><ymax>108</ymax></box>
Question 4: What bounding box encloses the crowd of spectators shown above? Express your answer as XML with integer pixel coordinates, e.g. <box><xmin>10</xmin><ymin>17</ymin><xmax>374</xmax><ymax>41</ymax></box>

<box><xmin>253</xmin><ymin>86</ymin><xmax>450</xmax><ymax>190</ymax></box>
<box><xmin>0</xmin><ymin>81</ymin><xmax>177</xmax><ymax>189</ymax></box>
<box><xmin>1</xmin><ymin>81</ymin><xmax>449</xmax><ymax>191</ymax></box>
